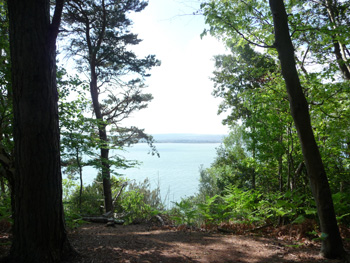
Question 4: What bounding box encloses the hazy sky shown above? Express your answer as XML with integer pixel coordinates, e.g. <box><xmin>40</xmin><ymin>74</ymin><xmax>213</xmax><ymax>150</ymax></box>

<box><xmin>122</xmin><ymin>0</ymin><xmax>230</xmax><ymax>135</ymax></box>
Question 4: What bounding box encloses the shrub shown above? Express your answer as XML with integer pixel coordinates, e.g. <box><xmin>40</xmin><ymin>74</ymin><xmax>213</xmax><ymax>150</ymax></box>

<box><xmin>116</xmin><ymin>178</ymin><xmax>164</xmax><ymax>224</ymax></box>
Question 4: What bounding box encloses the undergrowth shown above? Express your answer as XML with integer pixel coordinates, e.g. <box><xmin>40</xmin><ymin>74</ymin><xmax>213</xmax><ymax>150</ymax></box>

<box><xmin>61</xmin><ymin>173</ymin><xmax>350</xmax><ymax>234</ymax></box>
<box><xmin>169</xmin><ymin>186</ymin><xmax>350</xmax><ymax>235</ymax></box>
<box><xmin>63</xmin><ymin>176</ymin><xmax>164</xmax><ymax>228</ymax></box>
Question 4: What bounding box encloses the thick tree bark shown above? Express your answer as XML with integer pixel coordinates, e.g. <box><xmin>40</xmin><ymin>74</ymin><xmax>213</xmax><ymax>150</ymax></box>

<box><xmin>7</xmin><ymin>0</ymin><xmax>75</xmax><ymax>262</ymax></box>
<box><xmin>269</xmin><ymin>0</ymin><xmax>346</xmax><ymax>259</ymax></box>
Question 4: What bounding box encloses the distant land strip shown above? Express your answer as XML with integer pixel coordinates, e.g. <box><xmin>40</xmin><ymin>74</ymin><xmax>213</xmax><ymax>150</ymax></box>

<box><xmin>150</xmin><ymin>134</ymin><xmax>226</xmax><ymax>143</ymax></box>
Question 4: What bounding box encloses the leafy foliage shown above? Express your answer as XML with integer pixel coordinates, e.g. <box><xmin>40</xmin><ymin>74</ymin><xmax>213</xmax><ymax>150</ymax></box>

<box><xmin>172</xmin><ymin>198</ymin><xmax>198</xmax><ymax>226</ymax></box>
<box><xmin>116</xmin><ymin>178</ymin><xmax>163</xmax><ymax>224</ymax></box>
<box><xmin>170</xmin><ymin>186</ymin><xmax>317</xmax><ymax>228</ymax></box>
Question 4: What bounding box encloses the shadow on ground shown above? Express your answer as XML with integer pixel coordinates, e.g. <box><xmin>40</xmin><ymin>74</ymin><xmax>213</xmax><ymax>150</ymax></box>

<box><xmin>63</xmin><ymin>223</ymin><xmax>344</xmax><ymax>263</ymax></box>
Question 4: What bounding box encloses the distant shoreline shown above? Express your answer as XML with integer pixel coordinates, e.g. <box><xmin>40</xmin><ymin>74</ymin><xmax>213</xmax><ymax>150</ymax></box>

<box><xmin>151</xmin><ymin>140</ymin><xmax>222</xmax><ymax>143</ymax></box>
<box><xmin>149</xmin><ymin>133</ymin><xmax>226</xmax><ymax>144</ymax></box>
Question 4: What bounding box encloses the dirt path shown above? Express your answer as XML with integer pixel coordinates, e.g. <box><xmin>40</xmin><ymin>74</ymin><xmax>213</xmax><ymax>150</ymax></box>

<box><xmin>65</xmin><ymin>223</ymin><xmax>343</xmax><ymax>263</ymax></box>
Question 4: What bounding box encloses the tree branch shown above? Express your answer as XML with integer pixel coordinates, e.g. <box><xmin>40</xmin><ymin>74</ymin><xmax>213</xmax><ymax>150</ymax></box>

<box><xmin>50</xmin><ymin>0</ymin><xmax>65</xmax><ymax>43</ymax></box>
<box><xmin>216</xmin><ymin>14</ymin><xmax>274</xmax><ymax>49</ymax></box>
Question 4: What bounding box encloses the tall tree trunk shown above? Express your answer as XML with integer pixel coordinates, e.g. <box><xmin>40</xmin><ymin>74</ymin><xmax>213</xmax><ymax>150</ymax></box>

<box><xmin>251</xmin><ymin>127</ymin><xmax>256</xmax><ymax>190</ymax></box>
<box><xmin>322</xmin><ymin>0</ymin><xmax>350</xmax><ymax>80</ymax></box>
<box><xmin>85</xmin><ymin>1</ymin><xmax>113</xmax><ymax>213</ymax></box>
<box><xmin>278</xmin><ymin>154</ymin><xmax>283</xmax><ymax>193</ymax></box>
<box><xmin>278</xmin><ymin>135</ymin><xmax>284</xmax><ymax>193</ymax></box>
<box><xmin>89</xmin><ymin>69</ymin><xmax>113</xmax><ymax>213</ymax></box>
<box><xmin>269</xmin><ymin>0</ymin><xmax>346</xmax><ymax>259</ymax></box>
<box><xmin>332</xmin><ymin>38</ymin><xmax>350</xmax><ymax>80</ymax></box>
<box><xmin>287</xmin><ymin>125</ymin><xmax>294</xmax><ymax>191</ymax></box>
<box><xmin>278</xmin><ymin>138</ymin><xmax>284</xmax><ymax>226</ymax></box>
<box><xmin>7</xmin><ymin>0</ymin><xmax>75</xmax><ymax>262</ymax></box>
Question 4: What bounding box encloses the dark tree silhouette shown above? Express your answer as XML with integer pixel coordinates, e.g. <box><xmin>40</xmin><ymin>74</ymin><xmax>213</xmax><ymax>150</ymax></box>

<box><xmin>6</xmin><ymin>0</ymin><xmax>75</xmax><ymax>261</ymax></box>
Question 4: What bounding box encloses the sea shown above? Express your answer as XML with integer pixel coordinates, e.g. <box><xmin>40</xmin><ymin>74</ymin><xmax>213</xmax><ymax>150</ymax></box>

<box><xmin>81</xmin><ymin>143</ymin><xmax>221</xmax><ymax>207</ymax></box>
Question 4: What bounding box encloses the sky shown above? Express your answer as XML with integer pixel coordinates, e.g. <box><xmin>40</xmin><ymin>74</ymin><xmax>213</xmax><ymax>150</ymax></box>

<box><xmin>120</xmin><ymin>0</ymin><xmax>230</xmax><ymax>135</ymax></box>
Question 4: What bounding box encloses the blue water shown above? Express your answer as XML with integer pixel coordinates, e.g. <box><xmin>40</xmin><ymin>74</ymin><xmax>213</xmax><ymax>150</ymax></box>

<box><xmin>82</xmin><ymin>143</ymin><xmax>220</xmax><ymax>206</ymax></box>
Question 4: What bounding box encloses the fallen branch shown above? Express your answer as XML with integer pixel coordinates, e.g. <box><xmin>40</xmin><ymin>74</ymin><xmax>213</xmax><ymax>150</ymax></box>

<box><xmin>217</xmin><ymin>223</ymin><xmax>273</xmax><ymax>234</ymax></box>
<box><xmin>247</xmin><ymin>223</ymin><xmax>273</xmax><ymax>233</ymax></box>
<box><xmin>115</xmin><ymin>212</ymin><xmax>131</xmax><ymax>219</ymax></box>
<box><xmin>217</xmin><ymin>227</ymin><xmax>235</xmax><ymax>234</ymax></box>
<box><xmin>82</xmin><ymin>182</ymin><xmax>128</xmax><ymax>226</ymax></box>
<box><xmin>82</xmin><ymin>216</ymin><xmax>124</xmax><ymax>225</ymax></box>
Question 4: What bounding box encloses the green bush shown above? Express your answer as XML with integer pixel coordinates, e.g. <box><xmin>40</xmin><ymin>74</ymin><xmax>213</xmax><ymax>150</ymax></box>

<box><xmin>118</xmin><ymin>190</ymin><xmax>157</xmax><ymax>224</ymax></box>
<box><xmin>63</xmin><ymin>177</ymin><xmax>104</xmax><ymax>229</ymax></box>
<box><xmin>116</xmin><ymin>178</ymin><xmax>163</xmax><ymax>224</ymax></box>
<box><xmin>171</xmin><ymin>198</ymin><xmax>199</xmax><ymax>226</ymax></box>
<box><xmin>70</xmin><ymin>183</ymin><xmax>104</xmax><ymax>216</ymax></box>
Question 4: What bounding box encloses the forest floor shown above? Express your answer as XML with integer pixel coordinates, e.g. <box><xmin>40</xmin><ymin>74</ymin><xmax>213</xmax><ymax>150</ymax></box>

<box><xmin>1</xmin><ymin>217</ymin><xmax>349</xmax><ymax>263</ymax></box>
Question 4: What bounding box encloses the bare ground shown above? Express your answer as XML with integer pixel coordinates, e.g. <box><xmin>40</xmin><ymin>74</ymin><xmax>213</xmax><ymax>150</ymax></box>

<box><xmin>1</xmin><ymin>220</ymin><xmax>349</xmax><ymax>263</ymax></box>
<box><xmin>64</xmin><ymin>223</ymin><xmax>347</xmax><ymax>263</ymax></box>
